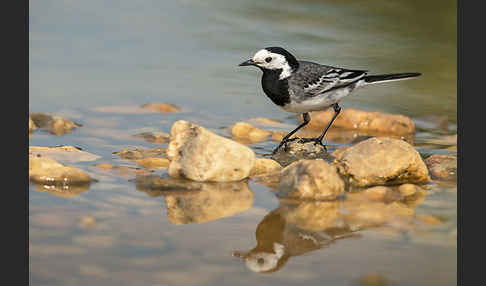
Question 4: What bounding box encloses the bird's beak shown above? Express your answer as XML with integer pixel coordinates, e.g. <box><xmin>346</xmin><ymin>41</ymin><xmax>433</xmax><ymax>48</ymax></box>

<box><xmin>238</xmin><ymin>59</ymin><xmax>256</xmax><ymax>67</ymax></box>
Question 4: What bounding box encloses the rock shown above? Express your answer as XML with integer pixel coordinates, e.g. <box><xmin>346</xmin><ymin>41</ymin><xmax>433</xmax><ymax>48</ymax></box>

<box><xmin>30</xmin><ymin>113</ymin><xmax>81</xmax><ymax>135</ymax></box>
<box><xmin>397</xmin><ymin>183</ymin><xmax>420</xmax><ymax>197</ymax></box>
<box><xmin>271</xmin><ymin>139</ymin><xmax>328</xmax><ymax>167</ymax></box>
<box><xmin>277</xmin><ymin>159</ymin><xmax>345</xmax><ymax>200</ymax></box>
<box><xmin>333</xmin><ymin>137</ymin><xmax>430</xmax><ymax>187</ymax></box>
<box><xmin>29</xmin><ymin>156</ymin><xmax>91</xmax><ymax>186</ymax></box>
<box><xmin>92</xmin><ymin>163</ymin><xmax>152</xmax><ymax>179</ymax></box>
<box><xmin>270</xmin><ymin>131</ymin><xmax>287</xmax><ymax>142</ymax></box>
<box><xmin>359</xmin><ymin>273</ymin><xmax>390</xmax><ymax>286</ymax></box>
<box><xmin>230</xmin><ymin>122</ymin><xmax>271</xmax><ymax>143</ymax></box>
<box><xmin>140</xmin><ymin>103</ymin><xmax>181</xmax><ymax>113</ymax></box>
<box><xmin>302</xmin><ymin>108</ymin><xmax>415</xmax><ymax>136</ymax></box>
<box><xmin>135</xmin><ymin>158</ymin><xmax>170</xmax><ymax>169</ymax></box>
<box><xmin>29</xmin><ymin>146</ymin><xmax>101</xmax><ymax>163</ymax></box>
<box><xmin>164</xmin><ymin>181</ymin><xmax>254</xmax><ymax>224</ymax></box>
<box><xmin>249</xmin><ymin>158</ymin><xmax>282</xmax><ymax>177</ymax></box>
<box><xmin>248</xmin><ymin>117</ymin><xmax>284</xmax><ymax>126</ymax></box>
<box><xmin>134</xmin><ymin>174</ymin><xmax>204</xmax><ymax>197</ymax></box>
<box><xmin>133</xmin><ymin>131</ymin><xmax>170</xmax><ymax>144</ymax></box>
<box><xmin>360</xmin><ymin>186</ymin><xmax>402</xmax><ymax>202</ymax></box>
<box><xmin>78</xmin><ymin>216</ymin><xmax>98</xmax><ymax>228</ymax></box>
<box><xmin>114</xmin><ymin>147</ymin><xmax>167</xmax><ymax>160</ymax></box>
<box><xmin>167</xmin><ymin>120</ymin><xmax>256</xmax><ymax>182</ymax></box>
<box><xmin>29</xmin><ymin>116</ymin><xmax>36</xmax><ymax>133</ymax></box>
<box><xmin>424</xmin><ymin>154</ymin><xmax>457</xmax><ymax>180</ymax></box>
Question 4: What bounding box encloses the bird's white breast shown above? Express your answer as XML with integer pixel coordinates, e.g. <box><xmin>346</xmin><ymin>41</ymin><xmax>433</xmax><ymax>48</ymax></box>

<box><xmin>282</xmin><ymin>87</ymin><xmax>353</xmax><ymax>113</ymax></box>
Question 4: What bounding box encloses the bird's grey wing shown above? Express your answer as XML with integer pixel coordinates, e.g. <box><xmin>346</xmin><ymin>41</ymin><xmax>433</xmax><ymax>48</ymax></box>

<box><xmin>290</xmin><ymin>61</ymin><xmax>368</xmax><ymax>96</ymax></box>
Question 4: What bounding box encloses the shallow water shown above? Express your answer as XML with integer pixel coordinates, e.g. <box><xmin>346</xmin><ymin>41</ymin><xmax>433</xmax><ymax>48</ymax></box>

<box><xmin>29</xmin><ymin>0</ymin><xmax>457</xmax><ymax>285</ymax></box>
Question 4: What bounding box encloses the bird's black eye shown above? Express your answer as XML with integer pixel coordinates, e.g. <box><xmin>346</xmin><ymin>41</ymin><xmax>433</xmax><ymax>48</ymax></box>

<box><xmin>265</xmin><ymin>57</ymin><xmax>272</xmax><ymax>63</ymax></box>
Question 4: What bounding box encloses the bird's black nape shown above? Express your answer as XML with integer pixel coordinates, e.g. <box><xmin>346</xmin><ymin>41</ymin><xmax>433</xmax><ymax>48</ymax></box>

<box><xmin>265</xmin><ymin>47</ymin><xmax>299</xmax><ymax>71</ymax></box>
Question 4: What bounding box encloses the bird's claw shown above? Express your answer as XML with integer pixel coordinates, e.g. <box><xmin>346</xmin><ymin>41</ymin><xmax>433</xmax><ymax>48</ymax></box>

<box><xmin>297</xmin><ymin>137</ymin><xmax>327</xmax><ymax>151</ymax></box>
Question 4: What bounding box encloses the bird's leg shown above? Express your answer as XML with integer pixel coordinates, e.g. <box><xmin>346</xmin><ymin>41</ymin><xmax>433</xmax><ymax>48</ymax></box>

<box><xmin>299</xmin><ymin>103</ymin><xmax>342</xmax><ymax>150</ymax></box>
<box><xmin>272</xmin><ymin>112</ymin><xmax>310</xmax><ymax>154</ymax></box>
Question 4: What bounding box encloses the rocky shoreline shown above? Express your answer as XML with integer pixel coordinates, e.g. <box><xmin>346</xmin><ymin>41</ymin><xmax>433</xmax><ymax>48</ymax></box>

<box><xmin>29</xmin><ymin>105</ymin><xmax>457</xmax><ymax>202</ymax></box>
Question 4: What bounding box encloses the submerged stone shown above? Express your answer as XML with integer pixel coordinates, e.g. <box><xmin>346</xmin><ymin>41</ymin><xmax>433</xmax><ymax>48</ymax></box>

<box><xmin>140</xmin><ymin>103</ymin><xmax>181</xmax><ymax>113</ymax></box>
<box><xmin>424</xmin><ymin>154</ymin><xmax>457</xmax><ymax>181</ymax></box>
<box><xmin>30</xmin><ymin>113</ymin><xmax>81</xmax><ymax>135</ymax></box>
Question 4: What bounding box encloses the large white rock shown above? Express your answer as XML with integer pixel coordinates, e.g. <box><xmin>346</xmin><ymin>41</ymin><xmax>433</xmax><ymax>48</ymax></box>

<box><xmin>167</xmin><ymin>120</ymin><xmax>256</xmax><ymax>182</ymax></box>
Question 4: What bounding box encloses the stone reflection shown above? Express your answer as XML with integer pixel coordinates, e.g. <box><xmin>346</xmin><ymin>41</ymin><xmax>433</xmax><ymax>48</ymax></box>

<box><xmin>135</xmin><ymin>175</ymin><xmax>254</xmax><ymax>224</ymax></box>
<box><xmin>30</xmin><ymin>182</ymin><xmax>90</xmax><ymax>198</ymax></box>
<box><xmin>233</xmin><ymin>188</ymin><xmax>431</xmax><ymax>273</ymax></box>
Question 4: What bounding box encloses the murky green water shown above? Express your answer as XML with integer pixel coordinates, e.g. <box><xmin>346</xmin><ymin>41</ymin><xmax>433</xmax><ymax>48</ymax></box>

<box><xmin>29</xmin><ymin>0</ymin><xmax>457</xmax><ymax>285</ymax></box>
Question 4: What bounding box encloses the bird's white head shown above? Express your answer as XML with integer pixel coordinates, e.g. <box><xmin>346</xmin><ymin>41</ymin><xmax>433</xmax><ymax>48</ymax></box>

<box><xmin>239</xmin><ymin>47</ymin><xmax>299</xmax><ymax>80</ymax></box>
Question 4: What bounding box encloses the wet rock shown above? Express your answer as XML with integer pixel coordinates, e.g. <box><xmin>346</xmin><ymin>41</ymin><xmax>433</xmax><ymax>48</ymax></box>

<box><xmin>359</xmin><ymin>186</ymin><xmax>402</xmax><ymax>202</ymax></box>
<box><xmin>302</xmin><ymin>108</ymin><xmax>415</xmax><ymax>136</ymax></box>
<box><xmin>164</xmin><ymin>181</ymin><xmax>254</xmax><ymax>224</ymax></box>
<box><xmin>92</xmin><ymin>163</ymin><xmax>152</xmax><ymax>179</ymax></box>
<box><xmin>29</xmin><ymin>116</ymin><xmax>36</xmax><ymax>133</ymax></box>
<box><xmin>424</xmin><ymin>154</ymin><xmax>457</xmax><ymax>181</ymax></box>
<box><xmin>359</xmin><ymin>273</ymin><xmax>390</xmax><ymax>286</ymax></box>
<box><xmin>29</xmin><ymin>156</ymin><xmax>91</xmax><ymax>186</ymax></box>
<box><xmin>248</xmin><ymin>117</ymin><xmax>284</xmax><ymax>126</ymax></box>
<box><xmin>29</xmin><ymin>146</ymin><xmax>101</xmax><ymax>163</ymax></box>
<box><xmin>230</xmin><ymin>122</ymin><xmax>271</xmax><ymax>143</ymax></box>
<box><xmin>271</xmin><ymin>139</ymin><xmax>328</xmax><ymax>167</ymax></box>
<box><xmin>140</xmin><ymin>103</ymin><xmax>181</xmax><ymax>113</ymax></box>
<box><xmin>270</xmin><ymin>130</ymin><xmax>287</xmax><ymax>142</ymax></box>
<box><xmin>277</xmin><ymin>159</ymin><xmax>345</xmax><ymax>200</ymax></box>
<box><xmin>167</xmin><ymin>120</ymin><xmax>255</xmax><ymax>182</ymax></box>
<box><xmin>134</xmin><ymin>174</ymin><xmax>203</xmax><ymax>197</ymax></box>
<box><xmin>133</xmin><ymin>131</ymin><xmax>170</xmax><ymax>144</ymax></box>
<box><xmin>114</xmin><ymin>147</ymin><xmax>167</xmax><ymax>160</ymax></box>
<box><xmin>135</xmin><ymin>158</ymin><xmax>170</xmax><ymax>169</ymax></box>
<box><xmin>333</xmin><ymin>137</ymin><xmax>430</xmax><ymax>187</ymax></box>
<box><xmin>397</xmin><ymin>183</ymin><xmax>420</xmax><ymax>197</ymax></box>
<box><xmin>249</xmin><ymin>158</ymin><xmax>282</xmax><ymax>178</ymax></box>
<box><xmin>30</xmin><ymin>113</ymin><xmax>81</xmax><ymax>135</ymax></box>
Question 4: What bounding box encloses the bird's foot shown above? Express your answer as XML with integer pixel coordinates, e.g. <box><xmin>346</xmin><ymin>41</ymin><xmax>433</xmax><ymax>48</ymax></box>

<box><xmin>272</xmin><ymin>137</ymin><xmax>300</xmax><ymax>154</ymax></box>
<box><xmin>298</xmin><ymin>137</ymin><xmax>327</xmax><ymax>151</ymax></box>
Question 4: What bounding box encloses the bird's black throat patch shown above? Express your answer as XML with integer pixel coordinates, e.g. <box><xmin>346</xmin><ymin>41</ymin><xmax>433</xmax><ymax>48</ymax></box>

<box><xmin>261</xmin><ymin>69</ymin><xmax>291</xmax><ymax>106</ymax></box>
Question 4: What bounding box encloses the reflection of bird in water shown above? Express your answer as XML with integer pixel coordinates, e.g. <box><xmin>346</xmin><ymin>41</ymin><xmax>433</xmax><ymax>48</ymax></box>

<box><xmin>233</xmin><ymin>207</ymin><xmax>360</xmax><ymax>273</ymax></box>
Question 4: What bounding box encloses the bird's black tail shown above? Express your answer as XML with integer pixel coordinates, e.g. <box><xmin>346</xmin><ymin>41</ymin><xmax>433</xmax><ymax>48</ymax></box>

<box><xmin>363</xmin><ymin>73</ymin><xmax>421</xmax><ymax>85</ymax></box>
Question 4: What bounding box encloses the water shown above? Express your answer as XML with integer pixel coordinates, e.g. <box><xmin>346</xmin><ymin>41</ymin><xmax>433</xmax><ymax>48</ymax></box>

<box><xmin>29</xmin><ymin>0</ymin><xmax>457</xmax><ymax>285</ymax></box>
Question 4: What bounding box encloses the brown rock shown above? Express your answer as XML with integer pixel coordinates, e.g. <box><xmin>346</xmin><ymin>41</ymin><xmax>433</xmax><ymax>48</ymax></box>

<box><xmin>167</xmin><ymin>120</ymin><xmax>256</xmax><ymax>182</ymax></box>
<box><xmin>302</xmin><ymin>108</ymin><xmax>415</xmax><ymax>136</ymax></box>
<box><xmin>140</xmin><ymin>103</ymin><xmax>181</xmax><ymax>113</ymax></box>
<box><xmin>360</xmin><ymin>186</ymin><xmax>401</xmax><ymax>202</ymax></box>
<box><xmin>271</xmin><ymin>139</ymin><xmax>328</xmax><ymax>167</ymax></box>
<box><xmin>424</xmin><ymin>154</ymin><xmax>457</xmax><ymax>180</ymax></box>
<box><xmin>333</xmin><ymin>137</ymin><xmax>430</xmax><ymax>187</ymax></box>
<box><xmin>249</xmin><ymin>158</ymin><xmax>282</xmax><ymax>177</ymax></box>
<box><xmin>29</xmin><ymin>156</ymin><xmax>91</xmax><ymax>186</ymax></box>
<box><xmin>397</xmin><ymin>183</ymin><xmax>420</xmax><ymax>197</ymax></box>
<box><xmin>30</xmin><ymin>113</ymin><xmax>81</xmax><ymax>135</ymax></box>
<box><xmin>114</xmin><ymin>147</ymin><xmax>167</xmax><ymax>160</ymax></box>
<box><xmin>29</xmin><ymin>146</ymin><xmax>101</xmax><ymax>163</ymax></box>
<box><xmin>29</xmin><ymin>116</ymin><xmax>36</xmax><ymax>133</ymax></box>
<box><xmin>248</xmin><ymin>117</ymin><xmax>284</xmax><ymax>126</ymax></box>
<box><xmin>133</xmin><ymin>132</ymin><xmax>170</xmax><ymax>144</ymax></box>
<box><xmin>135</xmin><ymin>158</ymin><xmax>170</xmax><ymax>169</ymax></box>
<box><xmin>92</xmin><ymin>163</ymin><xmax>152</xmax><ymax>178</ymax></box>
<box><xmin>277</xmin><ymin>159</ymin><xmax>345</xmax><ymax>200</ymax></box>
<box><xmin>231</xmin><ymin>122</ymin><xmax>271</xmax><ymax>143</ymax></box>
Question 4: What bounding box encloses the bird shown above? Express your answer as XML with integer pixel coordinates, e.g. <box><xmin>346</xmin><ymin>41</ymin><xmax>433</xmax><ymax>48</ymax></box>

<box><xmin>238</xmin><ymin>47</ymin><xmax>421</xmax><ymax>154</ymax></box>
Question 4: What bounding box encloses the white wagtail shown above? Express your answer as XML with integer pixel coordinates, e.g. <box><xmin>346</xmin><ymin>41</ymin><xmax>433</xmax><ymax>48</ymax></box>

<box><xmin>238</xmin><ymin>47</ymin><xmax>421</xmax><ymax>154</ymax></box>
